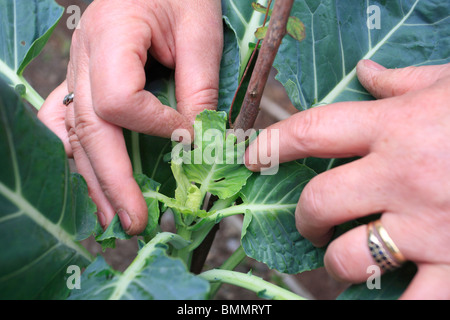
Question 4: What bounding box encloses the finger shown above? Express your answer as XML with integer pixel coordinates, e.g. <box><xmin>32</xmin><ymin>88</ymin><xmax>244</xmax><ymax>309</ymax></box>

<box><xmin>87</xmin><ymin>15</ymin><xmax>193</xmax><ymax>137</ymax></box>
<box><xmin>323</xmin><ymin>225</ymin><xmax>375</xmax><ymax>283</ymax></box>
<box><xmin>400</xmin><ymin>264</ymin><xmax>450</xmax><ymax>300</ymax></box>
<box><xmin>173</xmin><ymin>1</ymin><xmax>223</xmax><ymax>121</ymax></box>
<box><xmin>245</xmin><ymin>100</ymin><xmax>383</xmax><ymax>171</ymax></box>
<box><xmin>324</xmin><ymin>216</ymin><xmax>411</xmax><ymax>284</ymax></box>
<box><xmin>356</xmin><ymin>60</ymin><xmax>450</xmax><ymax>99</ymax></box>
<box><xmin>65</xmin><ymin>104</ymin><xmax>115</xmax><ymax>229</ymax></box>
<box><xmin>296</xmin><ymin>154</ymin><xmax>389</xmax><ymax>247</ymax></box>
<box><xmin>38</xmin><ymin>81</ymin><xmax>72</xmax><ymax>157</ymax></box>
<box><xmin>74</xmin><ymin>77</ymin><xmax>149</xmax><ymax>235</ymax></box>
<box><xmin>68</xmin><ymin>42</ymin><xmax>149</xmax><ymax>235</ymax></box>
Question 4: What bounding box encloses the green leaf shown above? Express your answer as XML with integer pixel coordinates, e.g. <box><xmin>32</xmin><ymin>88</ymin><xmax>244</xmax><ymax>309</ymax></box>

<box><xmin>218</xmin><ymin>20</ymin><xmax>241</xmax><ymax>114</ymax></box>
<box><xmin>251</xmin><ymin>2</ymin><xmax>272</xmax><ymax>15</ymax></box>
<box><xmin>255</xmin><ymin>26</ymin><xmax>268</xmax><ymax>40</ymax></box>
<box><xmin>68</xmin><ymin>232</ymin><xmax>209</xmax><ymax>300</ymax></box>
<box><xmin>172</xmin><ymin>161</ymin><xmax>195</xmax><ymax>207</ymax></box>
<box><xmin>286</xmin><ymin>16</ymin><xmax>306</xmax><ymax>42</ymax></box>
<box><xmin>181</xmin><ymin>110</ymin><xmax>253</xmax><ymax>199</ymax></box>
<box><xmin>135</xmin><ymin>174</ymin><xmax>162</xmax><ymax>235</ymax></box>
<box><xmin>274</xmin><ymin>0</ymin><xmax>450</xmax><ymax>110</ymax></box>
<box><xmin>238</xmin><ymin>162</ymin><xmax>324</xmax><ymax>274</ymax></box>
<box><xmin>0</xmin><ymin>79</ymin><xmax>96</xmax><ymax>299</ymax></box>
<box><xmin>0</xmin><ymin>0</ymin><xmax>64</xmax><ymax>108</ymax></box>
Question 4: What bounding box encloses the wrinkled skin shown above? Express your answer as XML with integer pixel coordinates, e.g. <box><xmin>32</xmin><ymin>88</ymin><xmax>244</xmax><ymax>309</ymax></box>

<box><xmin>39</xmin><ymin>0</ymin><xmax>223</xmax><ymax>235</ymax></box>
<box><xmin>246</xmin><ymin>60</ymin><xmax>450</xmax><ymax>299</ymax></box>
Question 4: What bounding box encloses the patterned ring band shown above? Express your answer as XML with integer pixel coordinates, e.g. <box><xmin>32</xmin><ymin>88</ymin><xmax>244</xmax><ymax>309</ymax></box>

<box><xmin>63</xmin><ymin>92</ymin><xmax>74</xmax><ymax>106</ymax></box>
<box><xmin>367</xmin><ymin>219</ymin><xmax>406</xmax><ymax>272</ymax></box>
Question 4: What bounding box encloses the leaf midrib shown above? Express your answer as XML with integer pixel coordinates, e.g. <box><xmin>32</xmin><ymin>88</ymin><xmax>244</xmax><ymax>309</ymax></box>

<box><xmin>0</xmin><ymin>101</ymin><xmax>90</xmax><ymax>262</ymax></box>
<box><xmin>0</xmin><ymin>181</ymin><xmax>91</xmax><ymax>261</ymax></box>
<box><xmin>319</xmin><ymin>0</ymin><xmax>420</xmax><ymax>105</ymax></box>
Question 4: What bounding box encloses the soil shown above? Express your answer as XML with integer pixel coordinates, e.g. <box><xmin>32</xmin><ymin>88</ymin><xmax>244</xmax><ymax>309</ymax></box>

<box><xmin>25</xmin><ymin>0</ymin><xmax>349</xmax><ymax>300</ymax></box>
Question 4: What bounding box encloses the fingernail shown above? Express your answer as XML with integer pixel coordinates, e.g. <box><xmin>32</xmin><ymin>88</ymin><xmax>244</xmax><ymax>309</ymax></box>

<box><xmin>363</xmin><ymin>59</ymin><xmax>386</xmax><ymax>71</ymax></box>
<box><xmin>117</xmin><ymin>209</ymin><xmax>131</xmax><ymax>231</ymax></box>
<box><xmin>97</xmin><ymin>211</ymin><xmax>106</xmax><ymax>229</ymax></box>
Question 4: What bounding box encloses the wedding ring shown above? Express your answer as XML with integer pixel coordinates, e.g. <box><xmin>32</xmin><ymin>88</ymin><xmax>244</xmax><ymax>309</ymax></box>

<box><xmin>63</xmin><ymin>92</ymin><xmax>74</xmax><ymax>106</ymax></box>
<box><xmin>367</xmin><ymin>219</ymin><xmax>406</xmax><ymax>272</ymax></box>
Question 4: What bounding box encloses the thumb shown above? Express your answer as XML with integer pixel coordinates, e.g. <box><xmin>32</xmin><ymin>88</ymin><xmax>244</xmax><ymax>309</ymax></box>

<box><xmin>173</xmin><ymin>6</ymin><xmax>223</xmax><ymax>122</ymax></box>
<box><xmin>356</xmin><ymin>59</ymin><xmax>450</xmax><ymax>99</ymax></box>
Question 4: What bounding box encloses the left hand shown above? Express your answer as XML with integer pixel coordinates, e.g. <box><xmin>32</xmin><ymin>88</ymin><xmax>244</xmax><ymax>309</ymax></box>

<box><xmin>245</xmin><ymin>59</ymin><xmax>450</xmax><ymax>299</ymax></box>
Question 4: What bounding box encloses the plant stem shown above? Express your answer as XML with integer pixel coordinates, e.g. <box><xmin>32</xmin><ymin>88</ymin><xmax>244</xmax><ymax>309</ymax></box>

<box><xmin>131</xmin><ymin>131</ymin><xmax>143</xmax><ymax>174</ymax></box>
<box><xmin>199</xmin><ymin>269</ymin><xmax>306</xmax><ymax>300</ymax></box>
<box><xmin>172</xmin><ymin>225</ymin><xmax>193</xmax><ymax>268</ymax></box>
<box><xmin>188</xmin><ymin>195</ymin><xmax>239</xmax><ymax>273</ymax></box>
<box><xmin>233</xmin><ymin>0</ymin><xmax>294</xmax><ymax>131</ymax></box>
<box><xmin>20</xmin><ymin>75</ymin><xmax>44</xmax><ymax>110</ymax></box>
<box><xmin>0</xmin><ymin>60</ymin><xmax>45</xmax><ymax>109</ymax></box>
<box><xmin>208</xmin><ymin>246</ymin><xmax>247</xmax><ymax>298</ymax></box>
<box><xmin>228</xmin><ymin>0</ymin><xmax>272</xmax><ymax>128</ymax></box>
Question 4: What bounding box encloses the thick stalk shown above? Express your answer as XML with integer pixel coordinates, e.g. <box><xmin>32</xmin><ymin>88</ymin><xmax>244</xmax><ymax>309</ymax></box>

<box><xmin>200</xmin><ymin>269</ymin><xmax>306</xmax><ymax>300</ymax></box>
<box><xmin>233</xmin><ymin>0</ymin><xmax>294</xmax><ymax>131</ymax></box>
<box><xmin>171</xmin><ymin>225</ymin><xmax>193</xmax><ymax>268</ymax></box>
<box><xmin>189</xmin><ymin>195</ymin><xmax>238</xmax><ymax>274</ymax></box>
<box><xmin>0</xmin><ymin>60</ymin><xmax>44</xmax><ymax>109</ymax></box>
<box><xmin>208</xmin><ymin>245</ymin><xmax>247</xmax><ymax>298</ymax></box>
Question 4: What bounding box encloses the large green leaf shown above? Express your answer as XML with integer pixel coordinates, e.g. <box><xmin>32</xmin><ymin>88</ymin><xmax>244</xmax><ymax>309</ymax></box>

<box><xmin>68</xmin><ymin>232</ymin><xmax>210</xmax><ymax>300</ymax></box>
<box><xmin>238</xmin><ymin>162</ymin><xmax>325</xmax><ymax>274</ymax></box>
<box><xmin>274</xmin><ymin>0</ymin><xmax>450</xmax><ymax>110</ymax></box>
<box><xmin>0</xmin><ymin>80</ymin><xmax>96</xmax><ymax>299</ymax></box>
<box><xmin>0</xmin><ymin>0</ymin><xmax>64</xmax><ymax>108</ymax></box>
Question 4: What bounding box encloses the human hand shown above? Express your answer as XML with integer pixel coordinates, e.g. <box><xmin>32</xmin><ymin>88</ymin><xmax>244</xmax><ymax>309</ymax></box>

<box><xmin>38</xmin><ymin>0</ymin><xmax>223</xmax><ymax>235</ymax></box>
<box><xmin>245</xmin><ymin>59</ymin><xmax>450</xmax><ymax>299</ymax></box>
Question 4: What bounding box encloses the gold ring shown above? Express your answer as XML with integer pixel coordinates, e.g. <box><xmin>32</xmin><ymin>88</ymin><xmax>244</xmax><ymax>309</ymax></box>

<box><xmin>367</xmin><ymin>219</ymin><xmax>406</xmax><ymax>271</ymax></box>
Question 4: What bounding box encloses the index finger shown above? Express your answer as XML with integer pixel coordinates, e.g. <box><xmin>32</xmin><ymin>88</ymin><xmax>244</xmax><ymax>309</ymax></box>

<box><xmin>244</xmin><ymin>100</ymin><xmax>385</xmax><ymax>170</ymax></box>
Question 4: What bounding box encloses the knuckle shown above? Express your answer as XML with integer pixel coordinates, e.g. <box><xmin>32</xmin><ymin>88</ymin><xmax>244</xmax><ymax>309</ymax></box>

<box><xmin>292</xmin><ymin>109</ymin><xmax>320</xmax><ymax>153</ymax></box>
<box><xmin>67</xmin><ymin>126</ymin><xmax>80</xmax><ymax>147</ymax></box>
<box><xmin>92</xmin><ymin>88</ymin><xmax>131</xmax><ymax>122</ymax></box>
<box><xmin>324</xmin><ymin>241</ymin><xmax>353</xmax><ymax>281</ymax></box>
<box><xmin>73</xmin><ymin>114</ymin><xmax>101</xmax><ymax>145</ymax></box>
<box><xmin>297</xmin><ymin>179</ymin><xmax>327</xmax><ymax>233</ymax></box>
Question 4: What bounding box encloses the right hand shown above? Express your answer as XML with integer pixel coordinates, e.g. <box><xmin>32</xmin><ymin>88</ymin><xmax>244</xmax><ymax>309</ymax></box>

<box><xmin>38</xmin><ymin>0</ymin><xmax>223</xmax><ymax>235</ymax></box>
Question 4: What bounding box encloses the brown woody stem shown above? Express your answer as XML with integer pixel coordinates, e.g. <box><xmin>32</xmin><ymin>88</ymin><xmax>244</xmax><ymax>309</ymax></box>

<box><xmin>233</xmin><ymin>0</ymin><xmax>294</xmax><ymax>131</ymax></box>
